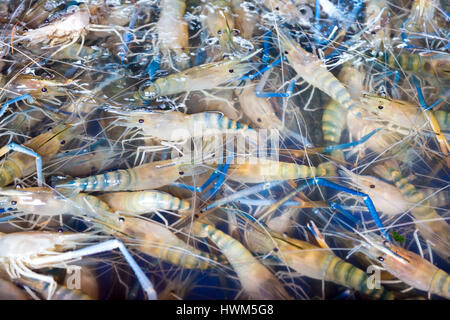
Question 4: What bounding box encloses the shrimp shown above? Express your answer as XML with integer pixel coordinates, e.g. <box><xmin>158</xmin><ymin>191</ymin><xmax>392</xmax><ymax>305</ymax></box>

<box><xmin>277</xmin><ymin>29</ymin><xmax>360</xmax><ymax>113</ymax></box>
<box><xmin>244</xmin><ymin>227</ymin><xmax>395</xmax><ymax>299</ymax></box>
<box><xmin>226</xmin><ymin>157</ymin><xmax>336</xmax><ymax>183</ymax></box>
<box><xmin>134</xmin><ymin>50</ymin><xmax>259</xmax><ymax>101</ymax></box>
<box><xmin>376</xmin><ymin>51</ymin><xmax>450</xmax><ymax>80</ymax></box>
<box><xmin>339</xmin><ymin>169</ymin><xmax>411</xmax><ymax>219</ymax></box>
<box><xmin>363</xmin><ymin>0</ymin><xmax>391</xmax><ymax>48</ymax></box>
<box><xmin>0</xmin><ymin>230</ymin><xmax>157</xmax><ymax>300</ymax></box>
<box><xmin>19</xmin><ymin>3</ymin><xmax>90</xmax><ymax>51</ymax></box>
<box><xmin>93</xmin><ymin>214</ymin><xmax>220</xmax><ymax>270</ymax></box>
<box><xmin>116</xmin><ymin>110</ymin><xmax>252</xmax><ymax>142</ymax></box>
<box><xmin>3</xmin><ymin>75</ymin><xmax>73</xmax><ymax>104</ymax></box>
<box><xmin>373</xmin><ymin>160</ymin><xmax>450</xmax><ymax>260</ymax></box>
<box><xmin>98</xmin><ymin>190</ymin><xmax>191</xmax><ymax>214</ymax></box>
<box><xmin>190</xmin><ymin>221</ymin><xmax>292</xmax><ymax>299</ymax></box>
<box><xmin>361</xmin><ymin>94</ymin><xmax>450</xmax><ymax>161</ymax></box>
<box><xmin>345</xmin><ymin>103</ymin><xmax>404</xmax><ymax>158</ymax></box>
<box><xmin>231</xmin><ymin>0</ymin><xmax>259</xmax><ymax>40</ymax></box>
<box><xmin>0</xmin><ymin>123</ymin><xmax>75</xmax><ymax>187</ymax></box>
<box><xmin>237</xmin><ymin>81</ymin><xmax>284</xmax><ymax>130</ymax></box>
<box><xmin>0</xmin><ymin>231</ymin><xmax>94</xmax><ymax>299</ymax></box>
<box><xmin>357</xmin><ymin>233</ymin><xmax>449</xmax><ymax>299</ymax></box>
<box><xmin>187</xmin><ymin>90</ymin><xmax>241</xmax><ymax>120</ymax></box>
<box><xmin>156</xmin><ymin>0</ymin><xmax>190</xmax><ymax>70</ymax></box>
<box><xmin>361</xmin><ymin>94</ymin><xmax>429</xmax><ymax>135</ymax></box>
<box><xmin>403</xmin><ymin>0</ymin><xmax>447</xmax><ymax>40</ymax></box>
<box><xmin>261</xmin><ymin>0</ymin><xmax>313</xmax><ymax>26</ymax></box>
<box><xmin>55</xmin><ymin>157</ymin><xmax>203</xmax><ymax>193</ymax></box>
<box><xmin>202</xmin><ymin>0</ymin><xmax>235</xmax><ymax>52</ymax></box>
<box><xmin>49</xmin><ymin>143</ymin><xmax>122</xmax><ymax>177</ymax></box>
<box><xmin>0</xmin><ymin>187</ymin><xmax>111</xmax><ymax>222</ymax></box>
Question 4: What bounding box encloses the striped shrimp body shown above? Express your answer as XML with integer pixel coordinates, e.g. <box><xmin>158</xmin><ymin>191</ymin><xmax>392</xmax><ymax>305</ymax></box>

<box><xmin>134</xmin><ymin>51</ymin><xmax>258</xmax><ymax>101</ymax></box>
<box><xmin>373</xmin><ymin>161</ymin><xmax>450</xmax><ymax>260</ymax></box>
<box><xmin>278</xmin><ymin>29</ymin><xmax>360</xmax><ymax>114</ymax></box>
<box><xmin>94</xmin><ymin>215</ymin><xmax>219</xmax><ymax>270</ymax></box>
<box><xmin>191</xmin><ymin>221</ymin><xmax>292</xmax><ymax>299</ymax></box>
<box><xmin>117</xmin><ymin>110</ymin><xmax>252</xmax><ymax>142</ymax></box>
<box><xmin>98</xmin><ymin>190</ymin><xmax>191</xmax><ymax>214</ymax></box>
<box><xmin>322</xmin><ymin>100</ymin><xmax>348</xmax><ymax>159</ymax></box>
<box><xmin>227</xmin><ymin>157</ymin><xmax>336</xmax><ymax>183</ymax></box>
<box><xmin>245</xmin><ymin>229</ymin><xmax>395</xmax><ymax>299</ymax></box>
<box><xmin>0</xmin><ymin>123</ymin><xmax>74</xmax><ymax>187</ymax></box>
<box><xmin>434</xmin><ymin>110</ymin><xmax>450</xmax><ymax>133</ymax></box>
<box><xmin>358</xmin><ymin>233</ymin><xmax>449</xmax><ymax>299</ymax></box>
<box><xmin>376</xmin><ymin>52</ymin><xmax>450</xmax><ymax>80</ymax></box>
<box><xmin>55</xmin><ymin>158</ymin><xmax>201</xmax><ymax>193</ymax></box>
<box><xmin>156</xmin><ymin>0</ymin><xmax>189</xmax><ymax>70</ymax></box>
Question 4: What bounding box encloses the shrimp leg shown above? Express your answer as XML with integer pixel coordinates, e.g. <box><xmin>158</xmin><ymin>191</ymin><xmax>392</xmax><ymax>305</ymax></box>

<box><xmin>307</xmin><ymin>178</ymin><xmax>389</xmax><ymax>239</ymax></box>
<box><xmin>0</xmin><ymin>94</ymin><xmax>35</xmax><ymax>118</ymax></box>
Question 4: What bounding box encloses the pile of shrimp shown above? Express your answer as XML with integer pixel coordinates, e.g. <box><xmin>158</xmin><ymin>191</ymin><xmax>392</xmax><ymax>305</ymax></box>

<box><xmin>0</xmin><ymin>0</ymin><xmax>448</xmax><ymax>300</ymax></box>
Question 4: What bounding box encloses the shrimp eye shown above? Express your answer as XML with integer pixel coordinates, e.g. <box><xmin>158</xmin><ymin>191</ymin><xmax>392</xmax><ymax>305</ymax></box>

<box><xmin>194</xmin><ymin>214</ymin><xmax>199</xmax><ymax>218</ymax></box>
<box><xmin>273</xmin><ymin>247</ymin><xmax>279</xmax><ymax>252</ymax></box>
<box><xmin>179</xmin><ymin>171</ymin><xmax>184</xmax><ymax>175</ymax></box>
<box><xmin>119</xmin><ymin>217</ymin><xmax>125</xmax><ymax>223</ymax></box>
<box><xmin>377</xmin><ymin>105</ymin><xmax>384</xmax><ymax>110</ymax></box>
<box><xmin>60</xmin><ymin>140</ymin><xmax>66</xmax><ymax>145</ymax></box>
<box><xmin>284</xmin><ymin>51</ymin><xmax>289</xmax><ymax>55</ymax></box>
<box><xmin>138</xmin><ymin>119</ymin><xmax>144</xmax><ymax>124</ymax></box>
<box><xmin>377</xmin><ymin>256</ymin><xmax>384</xmax><ymax>262</ymax></box>
<box><xmin>58</xmin><ymin>228</ymin><xmax>63</xmax><ymax>233</ymax></box>
<box><xmin>233</xmin><ymin>29</ymin><xmax>239</xmax><ymax>36</ymax></box>
<box><xmin>369</xmin><ymin>184</ymin><xmax>375</xmax><ymax>188</ymax></box>
<box><xmin>41</xmin><ymin>87</ymin><xmax>47</xmax><ymax>93</ymax></box>
<box><xmin>257</xmin><ymin>118</ymin><xmax>262</xmax><ymax>123</ymax></box>
<box><xmin>217</xmin><ymin>30</ymin><xmax>222</xmax><ymax>35</ymax></box>
<box><xmin>229</xmin><ymin>69</ymin><xmax>234</xmax><ymax>73</ymax></box>
<box><xmin>275</xmin><ymin>7</ymin><xmax>279</xmax><ymax>10</ymax></box>
<box><xmin>11</xmin><ymin>200</ymin><xmax>17</xmax><ymax>205</ymax></box>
